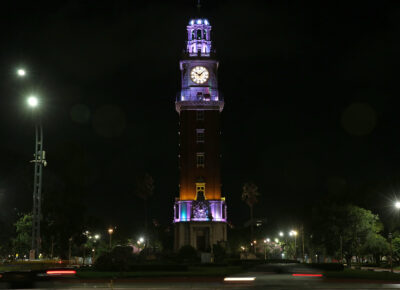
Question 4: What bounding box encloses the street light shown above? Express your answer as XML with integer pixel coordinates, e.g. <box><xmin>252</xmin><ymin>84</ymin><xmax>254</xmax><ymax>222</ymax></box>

<box><xmin>290</xmin><ymin>230</ymin><xmax>298</xmax><ymax>260</ymax></box>
<box><xmin>108</xmin><ymin>228</ymin><xmax>114</xmax><ymax>249</ymax></box>
<box><xmin>17</xmin><ymin>68</ymin><xmax>26</xmax><ymax>77</ymax></box>
<box><xmin>279</xmin><ymin>232</ymin><xmax>284</xmax><ymax>237</ymax></box>
<box><xmin>27</xmin><ymin>96</ymin><xmax>38</xmax><ymax>107</ymax></box>
<box><xmin>263</xmin><ymin>239</ymin><xmax>269</xmax><ymax>260</ymax></box>
<box><xmin>389</xmin><ymin>202</ymin><xmax>400</xmax><ymax>272</ymax></box>
<box><xmin>27</xmin><ymin>95</ymin><xmax>46</xmax><ymax>260</ymax></box>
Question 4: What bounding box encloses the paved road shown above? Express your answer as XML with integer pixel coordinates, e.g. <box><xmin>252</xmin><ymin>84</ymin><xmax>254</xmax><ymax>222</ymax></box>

<box><xmin>2</xmin><ymin>263</ymin><xmax>400</xmax><ymax>289</ymax></box>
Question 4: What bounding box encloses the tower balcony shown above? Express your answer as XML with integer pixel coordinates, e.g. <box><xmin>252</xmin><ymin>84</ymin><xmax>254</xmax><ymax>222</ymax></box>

<box><xmin>173</xmin><ymin>199</ymin><xmax>227</xmax><ymax>223</ymax></box>
<box><xmin>175</xmin><ymin>91</ymin><xmax>224</xmax><ymax>112</ymax></box>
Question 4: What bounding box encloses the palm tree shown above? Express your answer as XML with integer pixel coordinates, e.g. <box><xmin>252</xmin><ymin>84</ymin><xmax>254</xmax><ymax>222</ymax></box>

<box><xmin>242</xmin><ymin>182</ymin><xmax>260</xmax><ymax>243</ymax></box>
<box><xmin>135</xmin><ymin>173</ymin><xmax>154</xmax><ymax>247</ymax></box>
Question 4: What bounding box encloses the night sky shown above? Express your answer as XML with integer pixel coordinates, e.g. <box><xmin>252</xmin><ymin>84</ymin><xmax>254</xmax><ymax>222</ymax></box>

<box><xmin>1</xmin><ymin>1</ymin><xmax>399</xmax><ymax>233</ymax></box>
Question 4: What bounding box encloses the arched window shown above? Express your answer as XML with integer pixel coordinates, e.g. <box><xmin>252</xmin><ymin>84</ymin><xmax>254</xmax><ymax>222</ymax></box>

<box><xmin>203</xmin><ymin>29</ymin><xmax>207</xmax><ymax>39</ymax></box>
<box><xmin>197</xmin><ymin>30</ymin><xmax>202</xmax><ymax>40</ymax></box>
<box><xmin>191</xmin><ymin>30</ymin><xmax>195</xmax><ymax>40</ymax></box>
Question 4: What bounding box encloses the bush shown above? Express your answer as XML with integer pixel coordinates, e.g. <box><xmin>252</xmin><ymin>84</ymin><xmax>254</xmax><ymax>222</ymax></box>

<box><xmin>213</xmin><ymin>244</ymin><xmax>226</xmax><ymax>263</ymax></box>
<box><xmin>94</xmin><ymin>246</ymin><xmax>137</xmax><ymax>271</ymax></box>
<box><xmin>178</xmin><ymin>245</ymin><xmax>198</xmax><ymax>263</ymax></box>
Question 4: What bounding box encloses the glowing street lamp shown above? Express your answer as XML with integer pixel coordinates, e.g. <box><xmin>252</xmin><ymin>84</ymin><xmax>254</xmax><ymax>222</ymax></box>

<box><xmin>274</xmin><ymin>238</ymin><xmax>279</xmax><ymax>243</ymax></box>
<box><xmin>290</xmin><ymin>230</ymin><xmax>298</xmax><ymax>260</ymax></box>
<box><xmin>27</xmin><ymin>96</ymin><xmax>38</xmax><ymax>108</ymax></box>
<box><xmin>395</xmin><ymin>201</ymin><xmax>400</xmax><ymax>209</ymax></box>
<box><xmin>279</xmin><ymin>232</ymin><xmax>284</xmax><ymax>237</ymax></box>
<box><xmin>17</xmin><ymin>68</ymin><xmax>26</xmax><ymax>77</ymax></box>
<box><xmin>108</xmin><ymin>228</ymin><xmax>114</xmax><ymax>249</ymax></box>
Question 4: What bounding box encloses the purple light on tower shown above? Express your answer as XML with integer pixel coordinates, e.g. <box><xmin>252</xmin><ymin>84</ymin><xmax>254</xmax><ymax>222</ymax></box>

<box><xmin>173</xmin><ymin>200</ymin><xmax>227</xmax><ymax>223</ymax></box>
<box><xmin>187</xmin><ymin>19</ymin><xmax>212</xmax><ymax>57</ymax></box>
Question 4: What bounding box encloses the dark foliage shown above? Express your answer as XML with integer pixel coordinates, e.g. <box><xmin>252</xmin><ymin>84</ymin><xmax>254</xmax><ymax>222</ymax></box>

<box><xmin>94</xmin><ymin>246</ymin><xmax>137</xmax><ymax>271</ymax></box>
<box><xmin>212</xmin><ymin>244</ymin><xmax>227</xmax><ymax>263</ymax></box>
<box><xmin>305</xmin><ymin>263</ymin><xmax>344</xmax><ymax>271</ymax></box>
<box><xmin>177</xmin><ymin>245</ymin><xmax>198</xmax><ymax>263</ymax></box>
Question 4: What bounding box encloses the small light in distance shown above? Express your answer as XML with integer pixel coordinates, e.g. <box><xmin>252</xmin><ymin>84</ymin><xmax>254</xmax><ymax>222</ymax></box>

<box><xmin>292</xmin><ymin>274</ymin><xmax>323</xmax><ymax>277</ymax></box>
<box><xmin>46</xmin><ymin>270</ymin><xmax>76</xmax><ymax>275</ymax></box>
<box><xmin>224</xmin><ymin>277</ymin><xmax>256</xmax><ymax>281</ymax></box>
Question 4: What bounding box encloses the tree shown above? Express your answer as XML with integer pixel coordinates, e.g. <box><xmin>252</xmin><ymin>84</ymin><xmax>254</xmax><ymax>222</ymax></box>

<box><xmin>135</xmin><ymin>173</ymin><xmax>154</xmax><ymax>245</ymax></box>
<box><xmin>241</xmin><ymin>182</ymin><xmax>260</xmax><ymax>242</ymax></box>
<box><xmin>310</xmin><ymin>204</ymin><xmax>383</xmax><ymax>266</ymax></box>
<box><xmin>12</xmin><ymin>213</ymin><xmax>32</xmax><ymax>257</ymax></box>
<box><xmin>360</xmin><ymin>232</ymin><xmax>389</xmax><ymax>264</ymax></box>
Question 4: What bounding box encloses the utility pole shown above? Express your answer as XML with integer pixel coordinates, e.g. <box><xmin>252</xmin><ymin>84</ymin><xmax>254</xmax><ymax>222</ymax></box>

<box><xmin>68</xmin><ymin>237</ymin><xmax>73</xmax><ymax>264</ymax></box>
<box><xmin>340</xmin><ymin>235</ymin><xmax>343</xmax><ymax>264</ymax></box>
<box><xmin>301</xmin><ymin>225</ymin><xmax>305</xmax><ymax>262</ymax></box>
<box><xmin>30</xmin><ymin>121</ymin><xmax>46</xmax><ymax>259</ymax></box>
<box><xmin>389</xmin><ymin>233</ymin><xmax>393</xmax><ymax>273</ymax></box>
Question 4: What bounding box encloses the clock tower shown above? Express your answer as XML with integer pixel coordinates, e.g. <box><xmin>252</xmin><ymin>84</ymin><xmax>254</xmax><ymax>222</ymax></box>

<box><xmin>173</xmin><ymin>18</ymin><xmax>227</xmax><ymax>252</ymax></box>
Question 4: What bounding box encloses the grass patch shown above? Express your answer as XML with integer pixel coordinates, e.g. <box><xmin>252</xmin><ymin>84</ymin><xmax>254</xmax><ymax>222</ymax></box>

<box><xmin>0</xmin><ymin>261</ymin><xmax>65</xmax><ymax>272</ymax></box>
<box><xmin>76</xmin><ymin>266</ymin><xmax>244</xmax><ymax>279</ymax></box>
<box><xmin>325</xmin><ymin>269</ymin><xmax>400</xmax><ymax>281</ymax></box>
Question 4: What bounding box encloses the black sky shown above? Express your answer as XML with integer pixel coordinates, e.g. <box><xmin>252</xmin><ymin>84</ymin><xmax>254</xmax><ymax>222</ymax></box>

<box><xmin>1</xmin><ymin>1</ymin><xmax>400</xmax><ymax>233</ymax></box>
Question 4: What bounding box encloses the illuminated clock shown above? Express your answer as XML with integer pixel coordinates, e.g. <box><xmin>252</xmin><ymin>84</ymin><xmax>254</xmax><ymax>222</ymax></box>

<box><xmin>190</xmin><ymin>66</ymin><xmax>209</xmax><ymax>84</ymax></box>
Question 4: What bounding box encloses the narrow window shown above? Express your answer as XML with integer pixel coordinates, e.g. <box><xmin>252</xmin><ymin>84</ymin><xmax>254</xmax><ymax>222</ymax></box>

<box><xmin>197</xmin><ymin>30</ymin><xmax>202</xmax><ymax>40</ymax></box>
<box><xmin>196</xmin><ymin>129</ymin><xmax>205</xmax><ymax>143</ymax></box>
<box><xmin>196</xmin><ymin>110</ymin><xmax>204</xmax><ymax>121</ymax></box>
<box><xmin>196</xmin><ymin>152</ymin><xmax>205</xmax><ymax>168</ymax></box>
<box><xmin>196</xmin><ymin>183</ymin><xmax>206</xmax><ymax>200</ymax></box>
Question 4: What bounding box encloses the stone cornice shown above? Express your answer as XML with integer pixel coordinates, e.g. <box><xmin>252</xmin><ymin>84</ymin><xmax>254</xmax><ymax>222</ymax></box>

<box><xmin>176</xmin><ymin>101</ymin><xmax>224</xmax><ymax>113</ymax></box>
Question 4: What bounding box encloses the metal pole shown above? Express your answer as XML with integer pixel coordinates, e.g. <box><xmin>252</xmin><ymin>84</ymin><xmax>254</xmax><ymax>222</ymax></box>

<box><xmin>31</xmin><ymin>122</ymin><xmax>45</xmax><ymax>259</ymax></box>
<box><xmin>264</xmin><ymin>244</ymin><xmax>267</xmax><ymax>260</ymax></box>
<box><xmin>294</xmin><ymin>235</ymin><xmax>297</xmax><ymax>260</ymax></box>
<box><xmin>109</xmin><ymin>233</ymin><xmax>112</xmax><ymax>249</ymax></box>
<box><xmin>68</xmin><ymin>237</ymin><xmax>72</xmax><ymax>264</ymax></box>
<box><xmin>390</xmin><ymin>233</ymin><xmax>393</xmax><ymax>273</ymax></box>
<box><xmin>302</xmin><ymin>225</ymin><xmax>305</xmax><ymax>262</ymax></box>
<box><xmin>340</xmin><ymin>235</ymin><xmax>343</xmax><ymax>264</ymax></box>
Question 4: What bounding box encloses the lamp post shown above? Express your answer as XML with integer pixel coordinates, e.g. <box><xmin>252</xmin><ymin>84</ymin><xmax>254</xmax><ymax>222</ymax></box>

<box><xmin>263</xmin><ymin>238</ymin><xmax>270</xmax><ymax>260</ymax></box>
<box><xmin>27</xmin><ymin>95</ymin><xmax>46</xmax><ymax>260</ymax></box>
<box><xmin>389</xmin><ymin>232</ymin><xmax>393</xmax><ymax>273</ymax></box>
<box><xmin>290</xmin><ymin>230</ymin><xmax>298</xmax><ymax>260</ymax></box>
<box><xmin>108</xmin><ymin>228</ymin><xmax>114</xmax><ymax>249</ymax></box>
<box><xmin>68</xmin><ymin>237</ymin><xmax>72</xmax><ymax>264</ymax></box>
<box><xmin>92</xmin><ymin>234</ymin><xmax>100</xmax><ymax>263</ymax></box>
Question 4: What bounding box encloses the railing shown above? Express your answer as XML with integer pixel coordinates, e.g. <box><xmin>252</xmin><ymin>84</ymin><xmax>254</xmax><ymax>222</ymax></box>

<box><xmin>175</xmin><ymin>92</ymin><xmax>223</xmax><ymax>103</ymax></box>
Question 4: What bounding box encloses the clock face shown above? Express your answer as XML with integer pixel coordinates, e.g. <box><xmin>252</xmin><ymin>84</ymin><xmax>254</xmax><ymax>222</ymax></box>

<box><xmin>190</xmin><ymin>66</ymin><xmax>209</xmax><ymax>84</ymax></box>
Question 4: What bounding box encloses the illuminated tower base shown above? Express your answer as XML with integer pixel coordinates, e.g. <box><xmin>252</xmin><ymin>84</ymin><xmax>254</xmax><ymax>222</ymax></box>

<box><xmin>173</xmin><ymin>199</ymin><xmax>227</xmax><ymax>251</ymax></box>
